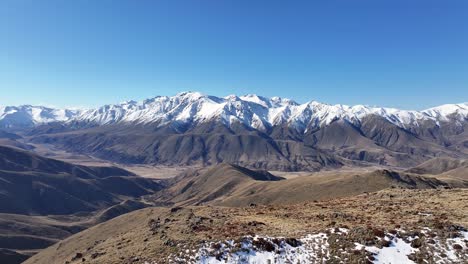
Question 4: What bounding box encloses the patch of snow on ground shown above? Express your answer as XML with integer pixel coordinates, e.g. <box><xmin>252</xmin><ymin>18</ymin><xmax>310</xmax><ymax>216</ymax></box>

<box><xmin>169</xmin><ymin>233</ymin><xmax>331</xmax><ymax>264</ymax></box>
<box><xmin>165</xmin><ymin>228</ymin><xmax>467</xmax><ymax>264</ymax></box>
<box><xmin>355</xmin><ymin>235</ymin><xmax>417</xmax><ymax>264</ymax></box>
<box><xmin>355</xmin><ymin>229</ymin><xmax>468</xmax><ymax>264</ymax></box>
<box><xmin>431</xmin><ymin>230</ymin><xmax>468</xmax><ymax>263</ymax></box>
<box><xmin>198</xmin><ymin>234</ymin><xmax>329</xmax><ymax>264</ymax></box>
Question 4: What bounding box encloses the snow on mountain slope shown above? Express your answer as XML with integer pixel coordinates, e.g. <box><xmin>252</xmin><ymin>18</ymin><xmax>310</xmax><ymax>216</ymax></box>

<box><xmin>422</xmin><ymin>103</ymin><xmax>468</xmax><ymax>122</ymax></box>
<box><xmin>72</xmin><ymin>92</ymin><xmax>467</xmax><ymax>131</ymax></box>
<box><xmin>0</xmin><ymin>105</ymin><xmax>81</xmax><ymax>129</ymax></box>
<box><xmin>1</xmin><ymin>92</ymin><xmax>467</xmax><ymax>131</ymax></box>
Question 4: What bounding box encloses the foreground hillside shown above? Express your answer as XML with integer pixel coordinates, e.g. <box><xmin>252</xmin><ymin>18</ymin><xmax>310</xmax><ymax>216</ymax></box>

<box><xmin>25</xmin><ymin>188</ymin><xmax>468</xmax><ymax>264</ymax></box>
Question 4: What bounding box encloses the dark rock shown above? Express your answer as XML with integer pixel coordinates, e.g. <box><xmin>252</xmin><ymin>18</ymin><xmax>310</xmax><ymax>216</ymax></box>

<box><xmin>170</xmin><ymin>207</ymin><xmax>182</xmax><ymax>213</ymax></box>
<box><xmin>379</xmin><ymin>239</ymin><xmax>392</xmax><ymax>248</ymax></box>
<box><xmin>247</xmin><ymin>221</ymin><xmax>266</xmax><ymax>227</ymax></box>
<box><xmin>453</xmin><ymin>244</ymin><xmax>463</xmax><ymax>250</ymax></box>
<box><xmin>410</xmin><ymin>238</ymin><xmax>422</xmax><ymax>248</ymax></box>
<box><xmin>285</xmin><ymin>238</ymin><xmax>301</xmax><ymax>247</ymax></box>
<box><xmin>163</xmin><ymin>239</ymin><xmax>176</xmax><ymax>247</ymax></box>
<box><xmin>71</xmin><ymin>253</ymin><xmax>83</xmax><ymax>261</ymax></box>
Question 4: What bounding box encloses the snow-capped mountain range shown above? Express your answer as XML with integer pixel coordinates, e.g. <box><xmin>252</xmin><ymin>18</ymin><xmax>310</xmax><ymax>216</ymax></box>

<box><xmin>1</xmin><ymin>92</ymin><xmax>467</xmax><ymax>131</ymax></box>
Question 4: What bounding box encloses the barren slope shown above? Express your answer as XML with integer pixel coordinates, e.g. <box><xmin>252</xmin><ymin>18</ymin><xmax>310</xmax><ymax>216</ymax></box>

<box><xmin>24</xmin><ymin>188</ymin><xmax>468</xmax><ymax>264</ymax></box>
<box><xmin>151</xmin><ymin>164</ymin><xmax>464</xmax><ymax>207</ymax></box>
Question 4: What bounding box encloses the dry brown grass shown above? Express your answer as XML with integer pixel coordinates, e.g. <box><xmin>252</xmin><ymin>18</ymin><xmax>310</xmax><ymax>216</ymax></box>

<box><xmin>24</xmin><ymin>188</ymin><xmax>468</xmax><ymax>264</ymax></box>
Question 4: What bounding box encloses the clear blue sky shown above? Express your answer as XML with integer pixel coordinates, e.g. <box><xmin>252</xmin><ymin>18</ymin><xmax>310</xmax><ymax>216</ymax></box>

<box><xmin>1</xmin><ymin>0</ymin><xmax>467</xmax><ymax>109</ymax></box>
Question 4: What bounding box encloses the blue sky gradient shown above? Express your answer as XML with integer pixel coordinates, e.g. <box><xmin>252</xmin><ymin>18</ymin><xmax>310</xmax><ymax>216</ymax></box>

<box><xmin>1</xmin><ymin>0</ymin><xmax>467</xmax><ymax>109</ymax></box>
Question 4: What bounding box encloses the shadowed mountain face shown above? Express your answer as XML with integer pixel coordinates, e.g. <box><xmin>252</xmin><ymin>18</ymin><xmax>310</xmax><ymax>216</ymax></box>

<box><xmin>0</xmin><ymin>131</ymin><xmax>21</xmax><ymax>140</ymax></box>
<box><xmin>0</xmin><ymin>145</ymin><xmax>164</xmax><ymax>215</ymax></box>
<box><xmin>0</xmin><ymin>130</ymin><xmax>35</xmax><ymax>151</ymax></box>
<box><xmin>27</xmin><ymin>114</ymin><xmax>468</xmax><ymax>170</ymax></box>
<box><xmin>28</xmin><ymin>122</ymin><xmax>344</xmax><ymax>171</ymax></box>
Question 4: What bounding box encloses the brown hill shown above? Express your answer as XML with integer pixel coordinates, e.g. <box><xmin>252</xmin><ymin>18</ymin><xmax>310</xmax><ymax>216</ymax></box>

<box><xmin>152</xmin><ymin>164</ymin><xmax>459</xmax><ymax>207</ymax></box>
<box><xmin>407</xmin><ymin>157</ymin><xmax>468</xmax><ymax>175</ymax></box>
<box><xmin>0</xmin><ymin>145</ymin><xmax>164</xmax><ymax>215</ymax></box>
<box><xmin>152</xmin><ymin>163</ymin><xmax>284</xmax><ymax>206</ymax></box>
<box><xmin>0</xmin><ymin>199</ymin><xmax>155</xmax><ymax>263</ymax></box>
<box><xmin>0</xmin><ymin>145</ymin><xmax>166</xmax><ymax>263</ymax></box>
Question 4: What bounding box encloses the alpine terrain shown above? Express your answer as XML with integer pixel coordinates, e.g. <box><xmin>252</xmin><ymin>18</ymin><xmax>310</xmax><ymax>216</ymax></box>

<box><xmin>0</xmin><ymin>93</ymin><xmax>467</xmax><ymax>264</ymax></box>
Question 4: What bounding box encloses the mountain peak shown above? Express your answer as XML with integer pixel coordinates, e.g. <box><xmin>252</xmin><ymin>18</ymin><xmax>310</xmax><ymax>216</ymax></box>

<box><xmin>175</xmin><ymin>91</ymin><xmax>205</xmax><ymax>99</ymax></box>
